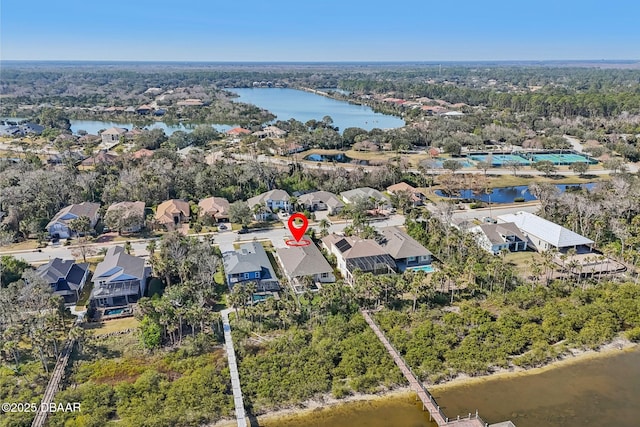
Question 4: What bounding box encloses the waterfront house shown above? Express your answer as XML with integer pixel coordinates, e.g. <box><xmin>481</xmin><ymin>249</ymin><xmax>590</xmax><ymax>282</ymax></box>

<box><xmin>275</xmin><ymin>244</ymin><xmax>335</xmax><ymax>293</ymax></box>
<box><xmin>136</xmin><ymin>104</ymin><xmax>154</xmax><ymax>115</ymax></box>
<box><xmin>198</xmin><ymin>197</ymin><xmax>230</xmax><ymax>223</ymax></box>
<box><xmin>80</xmin><ymin>150</ymin><xmax>118</xmax><ymax>168</ymax></box>
<box><xmin>226</xmin><ymin>127</ymin><xmax>252</xmax><ymax>136</ymax></box>
<box><xmin>497</xmin><ymin>211</ymin><xmax>594</xmax><ymax>253</ymax></box>
<box><xmin>321</xmin><ymin>234</ymin><xmax>396</xmax><ymax>284</ymax></box>
<box><xmin>100</xmin><ymin>127</ymin><xmax>127</xmax><ymax>145</ymax></box>
<box><xmin>298</xmin><ymin>191</ymin><xmax>345</xmax><ymax>215</ymax></box>
<box><xmin>155</xmin><ymin>199</ymin><xmax>190</xmax><ymax>230</ymax></box>
<box><xmin>470</xmin><ymin>222</ymin><xmax>528</xmax><ymax>255</ymax></box>
<box><xmin>46</xmin><ymin>202</ymin><xmax>100</xmax><ymax>239</ymax></box>
<box><xmin>35</xmin><ymin>258</ymin><xmax>89</xmax><ymax>304</ymax></box>
<box><xmin>377</xmin><ymin>227</ymin><xmax>433</xmax><ymax>271</ymax></box>
<box><xmin>222</xmin><ymin>242</ymin><xmax>279</xmax><ymax>292</ymax></box>
<box><xmin>386</xmin><ymin>182</ymin><xmax>425</xmax><ymax>207</ymax></box>
<box><xmin>90</xmin><ymin>246</ymin><xmax>149</xmax><ymax>307</ymax></box>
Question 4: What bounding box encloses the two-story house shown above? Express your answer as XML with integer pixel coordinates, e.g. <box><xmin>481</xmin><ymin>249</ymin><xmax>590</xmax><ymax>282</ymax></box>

<box><xmin>222</xmin><ymin>242</ymin><xmax>279</xmax><ymax>292</ymax></box>
<box><xmin>377</xmin><ymin>226</ymin><xmax>433</xmax><ymax>271</ymax></box>
<box><xmin>46</xmin><ymin>202</ymin><xmax>101</xmax><ymax>239</ymax></box>
<box><xmin>198</xmin><ymin>197</ymin><xmax>230</xmax><ymax>223</ymax></box>
<box><xmin>35</xmin><ymin>258</ymin><xmax>90</xmax><ymax>305</ymax></box>
<box><xmin>470</xmin><ymin>222</ymin><xmax>529</xmax><ymax>255</ymax></box>
<box><xmin>90</xmin><ymin>246</ymin><xmax>149</xmax><ymax>308</ymax></box>
<box><xmin>246</xmin><ymin>189</ymin><xmax>291</xmax><ymax>220</ymax></box>
<box><xmin>100</xmin><ymin>127</ymin><xmax>127</xmax><ymax>145</ymax></box>
<box><xmin>276</xmin><ymin>243</ymin><xmax>335</xmax><ymax>293</ymax></box>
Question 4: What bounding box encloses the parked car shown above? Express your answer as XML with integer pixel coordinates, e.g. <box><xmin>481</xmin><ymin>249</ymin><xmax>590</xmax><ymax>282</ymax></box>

<box><xmin>218</xmin><ymin>224</ymin><xmax>227</xmax><ymax>230</ymax></box>
<box><xmin>483</xmin><ymin>217</ymin><xmax>497</xmax><ymax>224</ymax></box>
<box><xmin>238</xmin><ymin>227</ymin><xmax>250</xmax><ymax>234</ymax></box>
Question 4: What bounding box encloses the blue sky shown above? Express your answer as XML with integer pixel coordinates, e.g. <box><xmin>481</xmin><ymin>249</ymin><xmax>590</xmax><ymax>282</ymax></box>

<box><xmin>1</xmin><ymin>0</ymin><xmax>639</xmax><ymax>61</ymax></box>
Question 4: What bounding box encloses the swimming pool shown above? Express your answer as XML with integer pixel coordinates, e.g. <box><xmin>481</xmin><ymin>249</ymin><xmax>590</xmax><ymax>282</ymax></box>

<box><xmin>104</xmin><ymin>308</ymin><xmax>125</xmax><ymax>316</ymax></box>
<box><xmin>406</xmin><ymin>265</ymin><xmax>436</xmax><ymax>273</ymax></box>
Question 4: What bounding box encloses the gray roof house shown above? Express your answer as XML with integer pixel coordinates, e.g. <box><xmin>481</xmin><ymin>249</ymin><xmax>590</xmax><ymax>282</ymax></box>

<box><xmin>106</xmin><ymin>201</ymin><xmax>146</xmax><ymax>233</ymax></box>
<box><xmin>222</xmin><ymin>242</ymin><xmax>279</xmax><ymax>292</ymax></box>
<box><xmin>276</xmin><ymin>243</ymin><xmax>335</xmax><ymax>293</ymax></box>
<box><xmin>470</xmin><ymin>223</ymin><xmax>528</xmax><ymax>255</ymax></box>
<box><xmin>246</xmin><ymin>189</ymin><xmax>291</xmax><ymax>220</ymax></box>
<box><xmin>321</xmin><ymin>234</ymin><xmax>396</xmax><ymax>284</ymax></box>
<box><xmin>46</xmin><ymin>202</ymin><xmax>101</xmax><ymax>239</ymax></box>
<box><xmin>377</xmin><ymin>227</ymin><xmax>433</xmax><ymax>271</ymax></box>
<box><xmin>90</xmin><ymin>246</ymin><xmax>149</xmax><ymax>308</ymax></box>
<box><xmin>497</xmin><ymin>211</ymin><xmax>594</xmax><ymax>252</ymax></box>
<box><xmin>298</xmin><ymin>191</ymin><xmax>345</xmax><ymax>215</ymax></box>
<box><xmin>340</xmin><ymin>187</ymin><xmax>392</xmax><ymax>211</ymax></box>
<box><xmin>35</xmin><ymin>258</ymin><xmax>89</xmax><ymax>304</ymax></box>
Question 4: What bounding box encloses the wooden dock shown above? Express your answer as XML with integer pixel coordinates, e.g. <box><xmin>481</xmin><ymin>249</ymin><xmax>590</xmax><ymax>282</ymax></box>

<box><xmin>221</xmin><ymin>309</ymin><xmax>248</xmax><ymax>427</ymax></box>
<box><xmin>361</xmin><ymin>310</ymin><xmax>514</xmax><ymax>427</ymax></box>
<box><xmin>31</xmin><ymin>338</ymin><xmax>75</xmax><ymax>427</ymax></box>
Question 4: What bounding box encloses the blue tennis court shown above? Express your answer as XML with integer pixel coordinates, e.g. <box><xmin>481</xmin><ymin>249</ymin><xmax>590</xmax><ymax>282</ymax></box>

<box><xmin>468</xmin><ymin>154</ymin><xmax>530</xmax><ymax>167</ymax></box>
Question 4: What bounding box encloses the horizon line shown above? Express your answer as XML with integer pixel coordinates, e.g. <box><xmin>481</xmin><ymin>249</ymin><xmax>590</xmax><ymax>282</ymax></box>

<box><xmin>2</xmin><ymin>59</ymin><xmax>640</xmax><ymax>64</ymax></box>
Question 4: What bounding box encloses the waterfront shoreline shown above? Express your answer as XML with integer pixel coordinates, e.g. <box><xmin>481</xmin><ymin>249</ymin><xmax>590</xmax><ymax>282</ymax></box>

<box><xmin>212</xmin><ymin>339</ymin><xmax>637</xmax><ymax>426</ymax></box>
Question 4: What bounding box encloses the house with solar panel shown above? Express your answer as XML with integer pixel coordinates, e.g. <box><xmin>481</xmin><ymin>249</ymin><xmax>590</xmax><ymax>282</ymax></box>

<box><xmin>321</xmin><ymin>234</ymin><xmax>397</xmax><ymax>284</ymax></box>
<box><xmin>496</xmin><ymin>211</ymin><xmax>594</xmax><ymax>253</ymax></box>
<box><xmin>90</xmin><ymin>246</ymin><xmax>149</xmax><ymax>308</ymax></box>
<box><xmin>35</xmin><ymin>258</ymin><xmax>90</xmax><ymax>304</ymax></box>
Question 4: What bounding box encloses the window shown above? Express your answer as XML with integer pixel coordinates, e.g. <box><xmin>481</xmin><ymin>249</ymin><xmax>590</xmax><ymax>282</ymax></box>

<box><xmin>244</xmin><ymin>273</ymin><xmax>250</xmax><ymax>279</ymax></box>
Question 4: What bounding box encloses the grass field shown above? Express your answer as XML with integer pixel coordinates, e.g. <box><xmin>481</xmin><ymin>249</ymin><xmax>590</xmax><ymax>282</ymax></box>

<box><xmin>83</xmin><ymin>317</ymin><xmax>140</xmax><ymax>335</ymax></box>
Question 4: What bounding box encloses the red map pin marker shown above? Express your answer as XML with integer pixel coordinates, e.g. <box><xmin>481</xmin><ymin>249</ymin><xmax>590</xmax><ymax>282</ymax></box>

<box><xmin>287</xmin><ymin>213</ymin><xmax>309</xmax><ymax>242</ymax></box>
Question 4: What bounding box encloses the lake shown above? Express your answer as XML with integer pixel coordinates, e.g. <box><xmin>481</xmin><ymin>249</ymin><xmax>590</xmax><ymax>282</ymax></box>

<box><xmin>264</xmin><ymin>348</ymin><xmax>640</xmax><ymax>427</ymax></box>
<box><xmin>435</xmin><ymin>183</ymin><xmax>597</xmax><ymax>203</ymax></box>
<box><xmin>230</xmin><ymin>88</ymin><xmax>405</xmax><ymax>132</ymax></box>
<box><xmin>69</xmin><ymin>120</ymin><xmax>235</xmax><ymax>136</ymax></box>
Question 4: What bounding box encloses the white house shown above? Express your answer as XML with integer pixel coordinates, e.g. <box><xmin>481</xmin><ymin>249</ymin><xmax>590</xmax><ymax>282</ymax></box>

<box><xmin>46</xmin><ymin>202</ymin><xmax>101</xmax><ymax>239</ymax></box>
<box><xmin>497</xmin><ymin>211</ymin><xmax>594</xmax><ymax>252</ymax></box>
<box><xmin>340</xmin><ymin>187</ymin><xmax>392</xmax><ymax>211</ymax></box>
<box><xmin>247</xmin><ymin>189</ymin><xmax>291</xmax><ymax>220</ymax></box>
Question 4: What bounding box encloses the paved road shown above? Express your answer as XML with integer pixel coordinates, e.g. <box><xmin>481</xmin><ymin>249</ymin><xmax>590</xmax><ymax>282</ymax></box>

<box><xmin>1</xmin><ymin>214</ymin><xmax>408</xmax><ymax>263</ymax></box>
<box><xmin>220</xmin><ymin>309</ymin><xmax>248</xmax><ymax>427</ymax></box>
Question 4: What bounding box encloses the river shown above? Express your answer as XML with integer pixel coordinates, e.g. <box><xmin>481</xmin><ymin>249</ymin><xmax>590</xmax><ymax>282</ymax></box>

<box><xmin>261</xmin><ymin>348</ymin><xmax>640</xmax><ymax>427</ymax></box>
<box><xmin>69</xmin><ymin>120</ymin><xmax>235</xmax><ymax>136</ymax></box>
<box><xmin>230</xmin><ymin>88</ymin><xmax>405</xmax><ymax>132</ymax></box>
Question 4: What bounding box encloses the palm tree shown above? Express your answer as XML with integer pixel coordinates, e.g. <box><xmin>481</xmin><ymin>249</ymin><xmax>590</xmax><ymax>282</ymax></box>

<box><xmin>318</xmin><ymin>218</ymin><xmax>330</xmax><ymax>237</ymax></box>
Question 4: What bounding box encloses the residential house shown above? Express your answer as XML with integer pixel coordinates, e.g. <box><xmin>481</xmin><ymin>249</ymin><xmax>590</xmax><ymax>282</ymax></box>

<box><xmin>340</xmin><ymin>187</ymin><xmax>392</xmax><ymax>211</ymax></box>
<box><xmin>247</xmin><ymin>189</ymin><xmax>291</xmax><ymax>220</ymax></box>
<box><xmin>386</xmin><ymin>182</ymin><xmax>425</xmax><ymax>207</ymax></box>
<box><xmin>136</xmin><ymin>104</ymin><xmax>154</xmax><ymax>115</ymax></box>
<box><xmin>35</xmin><ymin>258</ymin><xmax>89</xmax><ymax>304</ymax></box>
<box><xmin>321</xmin><ymin>234</ymin><xmax>396</xmax><ymax>284</ymax></box>
<box><xmin>46</xmin><ymin>202</ymin><xmax>100</xmax><ymax>239</ymax></box>
<box><xmin>20</xmin><ymin>122</ymin><xmax>45</xmax><ymax>135</ymax></box>
<box><xmin>470</xmin><ymin>222</ymin><xmax>528</xmax><ymax>255</ymax></box>
<box><xmin>100</xmin><ymin>127</ymin><xmax>127</xmax><ymax>145</ymax></box>
<box><xmin>80</xmin><ymin>150</ymin><xmax>118</xmax><ymax>168</ymax></box>
<box><xmin>106</xmin><ymin>201</ymin><xmax>146</xmax><ymax>233</ymax></box>
<box><xmin>276</xmin><ymin>244</ymin><xmax>335</xmax><ymax>293</ymax></box>
<box><xmin>222</xmin><ymin>242</ymin><xmax>280</xmax><ymax>292</ymax></box>
<box><xmin>198</xmin><ymin>197</ymin><xmax>230</xmax><ymax>223</ymax></box>
<box><xmin>90</xmin><ymin>246</ymin><xmax>149</xmax><ymax>307</ymax></box>
<box><xmin>176</xmin><ymin>99</ymin><xmax>204</xmax><ymax>107</ymax></box>
<box><xmin>131</xmin><ymin>148</ymin><xmax>154</xmax><ymax>159</ymax></box>
<box><xmin>497</xmin><ymin>211</ymin><xmax>594</xmax><ymax>253</ymax></box>
<box><xmin>253</xmin><ymin>125</ymin><xmax>287</xmax><ymax>139</ymax></box>
<box><xmin>298</xmin><ymin>191</ymin><xmax>345</xmax><ymax>215</ymax></box>
<box><xmin>226</xmin><ymin>127</ymin><xmax>252</xmax><ymax>136</ymax></box>
<box><xmin>155</xmin><ymin>199</ymin><xmax>190</xmax><ymax>229</ymax></box>
<box><xmin>377</xmin><ymin>227</ymin><xmax>433</xmax><ymax>271</ymax></box>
